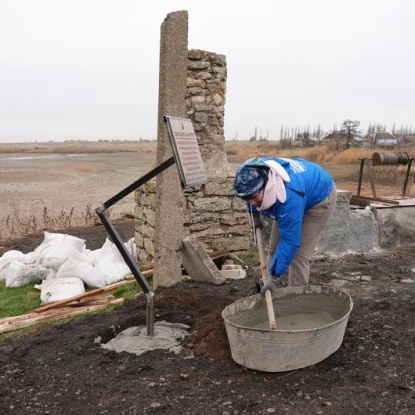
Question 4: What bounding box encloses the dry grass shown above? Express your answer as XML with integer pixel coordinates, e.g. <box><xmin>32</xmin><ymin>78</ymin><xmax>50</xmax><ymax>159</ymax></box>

<box><xmin>226</xmin><ymin>142</ymin><xmax>415</xmax><ymax>198</ymax></box>
<box><xmin>0</xmin><ymin>173</ymin><xmax>29</xmax><ymax>181</ymax></box>
<box><xmin>0</xmin><ymin>141</ymin><xmax>157</xmax><ymax>154</ymax></box>
<box><xmin>347</xmin><ymin>165</ymin><xmax>415</xmax><ymax>197</ymax></box>
<box><xmin>63</xmin><ymin>163</ymin><xmax>106</xmax><ymax>174</ymax></box>
<box><xmin>0</xmin><ymin>204</ymin><xmax>110</xmax><ymax>241</ymax></box>
<box><xmin>225</xmin><ymin>141</ymin><xmax>415</xmax><ymax>166</ymax></box>
<box><xmin>1</xmin><ymin>141</ymin><xmax>413</xmax><ymax>241</ymax></box>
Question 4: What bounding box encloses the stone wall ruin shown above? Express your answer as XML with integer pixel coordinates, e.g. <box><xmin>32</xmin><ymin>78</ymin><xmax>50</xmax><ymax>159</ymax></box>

<box><xmin>135</xmin><ymin>49</ymin><xmax>250</xmax><ymax>266</ymax></box>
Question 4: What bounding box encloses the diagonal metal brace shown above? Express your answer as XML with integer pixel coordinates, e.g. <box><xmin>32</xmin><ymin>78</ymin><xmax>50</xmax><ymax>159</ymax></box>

<box><xmin>95</xmin><ymin>156</ymin><xmax>175</xmax><ymax>336</ymax></box>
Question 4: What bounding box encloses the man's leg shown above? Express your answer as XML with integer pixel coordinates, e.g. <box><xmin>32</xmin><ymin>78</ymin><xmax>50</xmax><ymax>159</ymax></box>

<box><xmin>289</xmin><ymin>185</ymin><xmax>337</xmax><ymax>286</ymax></box>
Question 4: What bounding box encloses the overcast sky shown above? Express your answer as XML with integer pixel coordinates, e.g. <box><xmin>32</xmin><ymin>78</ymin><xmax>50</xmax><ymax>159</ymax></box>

<box><xmin>1</xmin><ymin>0</ymin><xmax>414</xmax><ymax>143</ymax></box>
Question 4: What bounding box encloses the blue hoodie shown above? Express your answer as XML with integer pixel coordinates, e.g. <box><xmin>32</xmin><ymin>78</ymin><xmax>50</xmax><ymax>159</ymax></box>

<box><xmin>246</xmin><ymin>157</ymin><xmax>334</xmax><ymax>277</ymax></box>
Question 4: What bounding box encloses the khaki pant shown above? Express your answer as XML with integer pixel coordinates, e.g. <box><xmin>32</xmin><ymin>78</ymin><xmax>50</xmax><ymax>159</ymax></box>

<box><xmin>266</xmin><ymin>185</ymin><xmax>337</xmax><ymax>286</ymax></box>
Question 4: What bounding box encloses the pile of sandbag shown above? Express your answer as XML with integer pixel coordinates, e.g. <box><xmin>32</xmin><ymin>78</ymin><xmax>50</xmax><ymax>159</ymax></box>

<box><xmin>0</xmin><ymin>232</ymin><xmax>136</xmax><ymax>303</ymax></box>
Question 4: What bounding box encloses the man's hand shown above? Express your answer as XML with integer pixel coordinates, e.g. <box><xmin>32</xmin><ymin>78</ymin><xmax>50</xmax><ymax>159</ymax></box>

<box><xmin>260</xmin><ymin>275</ymin><xmax>281</xmax><ymax>293</ymax></box>
<box><xmin>252</xmin><ymin>212</ymin><xmax>263</xmax><ymax>230</ymax></box>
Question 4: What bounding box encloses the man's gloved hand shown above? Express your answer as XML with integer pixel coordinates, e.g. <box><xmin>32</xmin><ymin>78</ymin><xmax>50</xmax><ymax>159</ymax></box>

<box><xmin>260</xmin><ymin>275</ymin><xmax>281</xmax><ymax>293</ymax></box>
<box><xmin>252</xmin><ymin>212</ymin><xmax>263</xmax><ymax>230</ymax></box>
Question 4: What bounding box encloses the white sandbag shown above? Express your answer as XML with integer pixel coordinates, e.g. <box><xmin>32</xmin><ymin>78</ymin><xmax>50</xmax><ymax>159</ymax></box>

<box><xmin>34</xmin><ymin>232</ymin><xmax>86</xmax><ymax>254</ymax></box>
<box><xmin>86</xmin><ymin>238</ymin><xmax>136</xmax><ymax>268</ymax></box>
<box><xmin>94</xmin><ymin>238</ymin><xmax>131</xmax><ymax>285</ymax></box>
<box><xmin>84</xmin><ymin>247</ymin><xmax>105</xmax><ymax>267</ymax></box>
<box><xmin>56</xmin><ymin>258</ymin><xmax>109</xmax><ymax>288</ymax></box>
<box><xmin>124</xmin><ymin>238</ymin><xmax>137</xmax><ymax>258</ymax></box>
<box><xmin>42</xmin><ymin>267</ymin><xmax>57</xmax><ymax>280</ymax></box>
<box><xmin>36</xmin><ymin>277</ymin><xmax>85</xmax><ymax>304</ymax></box>
<box><xmin>37</xmin><ymin>240</ymin><xmax>90</xmax><ymax>272</ymax></box>
<box><xmin>0</xmin><ymin>250</ymin><xmax>28</xmax><ymax>275</ymax></box>
<box><xmin>3</xmin><ymin>260</ymin><xmax>54</xmax><ymax>287</ymax></box>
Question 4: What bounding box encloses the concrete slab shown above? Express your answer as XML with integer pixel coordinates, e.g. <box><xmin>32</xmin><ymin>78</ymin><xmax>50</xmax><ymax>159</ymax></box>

<box><xmin>318</xmin><ymin>191</ymin><xmax>415</xmax><ymax>254</ymax></box>
<box><xmin>220</xmin><ymin>265</ymin><xmax>247</xmax><ymax>280</ymax></box>
<box><xmin>181</xmin><ymin>234</ymin><xmax>225</xmax><ymax>285</ymax></box>
<box><xmin>99</xmin><ymin>322</ymin><xmax>190</xmax><ymax>356</ymax></box>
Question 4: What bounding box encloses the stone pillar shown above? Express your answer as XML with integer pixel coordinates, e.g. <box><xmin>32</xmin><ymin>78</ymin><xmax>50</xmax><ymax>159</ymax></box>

<box><xmin>153</xmin><ymin>11</ymin><xmax>188</xmax><ymax>288</ymax></box>
<box><xmin>186</xmin><ymin>50</ymin><xmax>231</xmax><ymax>180</ymax></box>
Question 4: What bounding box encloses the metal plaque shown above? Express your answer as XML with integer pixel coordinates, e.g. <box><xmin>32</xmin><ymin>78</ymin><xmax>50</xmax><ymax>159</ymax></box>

<box><xmin>164</xmin><ymin>115</ymin><xmax>207</xmax><ymax>188</ymax></box>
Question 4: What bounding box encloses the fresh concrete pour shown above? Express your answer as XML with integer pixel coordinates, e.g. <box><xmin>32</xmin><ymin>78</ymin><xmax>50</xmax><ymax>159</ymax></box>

<box><xmin>229</xmin><ymin>292</ymin><xmax>345</xmax><ymax>331</ymax></box>
<box><xmin>97</xmin><ymin>322</ymin><xmax>190</xmax><ymax>356</ymax></box>
<box><xmin>240</xmin><ymin>310</ymin><xmax>336</xmax><ymax>331</ymax></box>
<box><xmin>222</xmin><ymin>286</ymin><xmax>353</xmax><ymax>372</ymax></box>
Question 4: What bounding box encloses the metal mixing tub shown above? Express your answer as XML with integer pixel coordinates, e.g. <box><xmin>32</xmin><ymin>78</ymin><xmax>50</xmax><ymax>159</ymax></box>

<box><xmin>222</xmin><ymin>285</ymin><xmax>353</xmax><ymax>372</ymax></box>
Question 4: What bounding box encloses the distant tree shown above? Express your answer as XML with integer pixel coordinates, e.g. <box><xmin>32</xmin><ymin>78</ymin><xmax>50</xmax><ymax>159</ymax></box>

<box><xmin>298</xmin><ymin>131</ymin><xmax>311</xmax><ymax>147</ymax></box>
<box><xmin>341</xmin><ymin>119</ymin><xmax>361</xmax><ymax>149</ymax></box>
<box><xmin>323</xmin><ymin>131</ymin><xmax>341</xmax><ymax>151</ymax></box>
<box><xmin>375</xmin><ymin>123</ymin><xmax>386</xmax><ymax>133</ymax></box>
<box><xmin>315</xmin><ymin>124</ymin><xmax>323</xmax><ymax>142</ymax></box>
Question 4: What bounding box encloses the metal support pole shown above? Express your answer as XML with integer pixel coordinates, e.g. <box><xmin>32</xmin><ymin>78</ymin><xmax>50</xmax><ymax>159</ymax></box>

<box><xmin>95</xmin><ymin>156</ymin><xmax>176</xmax><ymax>337</ymax></box>
<box><xmin>364</xmin><ymin>159</ymin><xmax>377</xmax><ymax>198</ymax></box>
<box><xmin>357</xmin><ymin>159</ymin><xmax>365</xmax><ymax>196</ymax></box>
<box><xmin>402</xmin><ymin>158</ymin><xmax>413</xmax><ymax>198</ymax></box>
<box><xmin>99</xmin><ymin>157</ymin><xmax>175</xmax><ymax>210</ymax></box>
<box><xmin>145</xmin><ymin>292</ymin><xmax>155</xmax><ymax>336</ymax></box>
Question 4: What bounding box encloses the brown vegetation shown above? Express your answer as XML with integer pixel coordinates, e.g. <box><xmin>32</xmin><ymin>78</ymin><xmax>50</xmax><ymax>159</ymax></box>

<box><xmin>0</xmin><ymin>204</ymin><xmax>107</xmax><ymax>240</ymax></box>
<box><xmin>62</xmin><ymin>163</ymin><xmax>106</xmax><ymax>174</ymax></box>
<box><xmin>1</xmin><ymin>141</ymin><xmax>414</xmax><ymax>240</ymax></box>
<box><xmin>225</xmin><ymin>141</ymin><xmax>415</xmax><ymax>166</ymax></box>
<box><xmin>0</xmin><ymin>141</ymin><xmax>157</xmax><ymax>154</ymax></box>
<box><xmin>0</xmin><ymin>173</ymin><xmax>29</xmax><ymax>181</ymax></box>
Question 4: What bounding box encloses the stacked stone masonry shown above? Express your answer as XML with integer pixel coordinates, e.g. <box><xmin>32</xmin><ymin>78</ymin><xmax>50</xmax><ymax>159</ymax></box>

<box><xmin>135</xmin><ymin>49</ymin><xmax>250</xmax><ymax>266</ymax></box>
<box><xmin>135</xmin><ymin>176</ymin><xmax>252</xmax><ymax>266</ymax></box>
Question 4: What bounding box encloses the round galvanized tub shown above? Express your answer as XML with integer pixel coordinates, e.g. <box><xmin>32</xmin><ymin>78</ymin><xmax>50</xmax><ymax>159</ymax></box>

<box><xmin>222</xmin><ymin>285</ymin><xmax>353</xmax><ymax>372</ymax></box>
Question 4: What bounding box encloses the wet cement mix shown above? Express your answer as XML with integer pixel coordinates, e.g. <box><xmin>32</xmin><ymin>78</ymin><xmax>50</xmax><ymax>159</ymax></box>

<box><xmin>1</xmin><ymin>223</ymin><xmax>415</xmax><ymax>414</ymax></box>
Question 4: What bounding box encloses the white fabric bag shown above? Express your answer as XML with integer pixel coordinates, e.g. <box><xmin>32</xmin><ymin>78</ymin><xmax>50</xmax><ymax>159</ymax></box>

<box><xmin>36</xmin><ymin>277</ymin><xmax>85</xmax><ymax>304</ymax></box>
<box><xmin>4</xmin><ymin>260</ymin><xmax>54</xmax><ymax>288</ymax></box>
<box><xmin>56</xmin><ymin>258</ymin><xmax>109</xmax><ymax>288</ymax></box>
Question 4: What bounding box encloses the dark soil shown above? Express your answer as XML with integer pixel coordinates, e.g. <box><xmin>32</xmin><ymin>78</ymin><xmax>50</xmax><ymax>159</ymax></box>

<box><xmin>1</xmin><ymin>223</ymin><xmax>415</xmax><ymax>415</ymax></box>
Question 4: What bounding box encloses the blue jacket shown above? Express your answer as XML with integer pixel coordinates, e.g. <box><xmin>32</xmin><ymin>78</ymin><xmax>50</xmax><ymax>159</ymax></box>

<box><xmin>247</xmin><ymin>157</ymin><xmax>334</xmax><ymax>277</ymax></box>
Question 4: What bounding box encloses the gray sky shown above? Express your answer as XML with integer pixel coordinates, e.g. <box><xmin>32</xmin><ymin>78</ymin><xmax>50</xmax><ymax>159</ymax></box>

<box><xmin>1</xmin><ymin>0</ymin><xmax>414</xmax><ymax>142</ymax></box>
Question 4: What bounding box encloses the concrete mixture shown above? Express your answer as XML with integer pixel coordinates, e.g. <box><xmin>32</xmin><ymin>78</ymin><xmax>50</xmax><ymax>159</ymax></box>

<box><xmin>97</xmin><ymin>321</ymin><xmax>190</xmax><ymax>356</ymax></box>
<box><xmin>222</xmin><ymin>285</ymin><xmax>353</xmax><ymax>372</ymax></box>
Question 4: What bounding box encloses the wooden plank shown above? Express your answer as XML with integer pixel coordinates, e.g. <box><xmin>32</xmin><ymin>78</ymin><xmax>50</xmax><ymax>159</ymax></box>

<box><xmin>0</xmin><ymin>297</ymin><xmax>122</xmax><ymax>325</ymax></box>
<box><xmin>0</xmin><ymin>299</ymin><xmax>124</xmax><ymax>333</ymax></box>
<box><xmin>350</xmin><ymin>195</ymin><xmax>399</xmax><ymax>206</ymax></box>
<box><xmin>0</xmin><ymin>307</ymin><xmax>76</xmax><ymax>324</ymax></box>
<box><xmin>256</xmin><ymin>228</ymin><xmax>277</xmax><ymax>331</ymax></box>
<box><xmin>209</xmin><ymin>250</ymin><xmax>229</xmax><ymax>260</ymax></box>
<box><xmin>34</xmin><ymin>267</ymin><xmax>155</xmax><ymax>313</ymax></box>
<box><xmin>64</xmin><ymin>296</ymin><xmax>116</xmax><ymax>307</ymax></box>
<box><xmin>31</xmin><ymin>280</ymin><xmax>134</xmax><ymax>314</ymax></box>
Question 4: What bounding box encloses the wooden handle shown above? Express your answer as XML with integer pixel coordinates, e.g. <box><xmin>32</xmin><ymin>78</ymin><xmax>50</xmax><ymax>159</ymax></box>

<box><xmin>255</xmin><ymin>228</ymin><xmax>277</xmax><ymax>330</ymax></box>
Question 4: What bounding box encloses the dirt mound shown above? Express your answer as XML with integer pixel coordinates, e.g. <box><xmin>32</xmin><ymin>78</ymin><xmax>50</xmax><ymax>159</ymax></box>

<box><xmin>1</xmin><ymin>225</ymin><xmax>415</xmax><ymax>414</ymax></box>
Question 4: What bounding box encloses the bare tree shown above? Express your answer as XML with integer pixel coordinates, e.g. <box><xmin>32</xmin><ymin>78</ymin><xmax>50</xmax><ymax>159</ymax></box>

<box><xmin>341</xmin><ymin>119</ymin><xmax>361</xmax><ymax>149</ymax></box>
<box><xmin>315</xmin><ymin>123</ymin><xmax>323</xmax><ymax>142</ymax></box>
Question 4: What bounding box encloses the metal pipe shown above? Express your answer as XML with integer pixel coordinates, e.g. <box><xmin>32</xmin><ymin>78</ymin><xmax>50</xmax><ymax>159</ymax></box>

<box><xmin>357</xmin><ymin>159</ymin><xmax>365</xmax><ymax>196</ymax></box>
<box><xmin>402</xmin><ymin>158</ymin><xmax>413</xmax><ymax>198</ymax></box>
<box><xmin>372</xmin><ymin>152</ymin><xmax>410</xmax><ymax>166</ymax></box>
<box><xmin>95</xmin><ymin>209</ymin><xmax>153</xmax><ymax>294</ymax></box>
<box><xmin>95</xmin><ymin>156</ymin><xmax>176</xmax><ymax>336</ymax></box>
<box><xmin>146</xmin><ymin>292</ymin><xmax>155</xmax><ymax>336</ymax></box>
<box><xmin>100</xmin><ymin>156</ymin><xmax>175</xmax><ymax>210</ymax></box>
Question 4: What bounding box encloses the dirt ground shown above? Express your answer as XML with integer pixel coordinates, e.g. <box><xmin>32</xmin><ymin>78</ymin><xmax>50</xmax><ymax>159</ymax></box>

<box><xmin>0</xmin><ymin>152</ymin><xmax>158</xmax><ymax>240</ymax></box>
<box><xmin>1</xmin><ymin>222</ymin><xmax>415</xmax><ymax>415</ymax></box>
